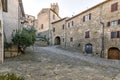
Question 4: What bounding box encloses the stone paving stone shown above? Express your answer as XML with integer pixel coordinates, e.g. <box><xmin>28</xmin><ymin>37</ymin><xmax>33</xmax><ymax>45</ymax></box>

<box><xmin>0</xmin><ymin>46</ymin><xmax>119</xmax><ymax>80</ymax></box>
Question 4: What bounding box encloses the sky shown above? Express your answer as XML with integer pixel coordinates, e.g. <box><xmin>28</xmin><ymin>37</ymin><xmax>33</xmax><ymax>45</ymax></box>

<box><xmin>22</xmin><ymin>0</ymin><xmax>105</xmax><ymax>19</ymax></box>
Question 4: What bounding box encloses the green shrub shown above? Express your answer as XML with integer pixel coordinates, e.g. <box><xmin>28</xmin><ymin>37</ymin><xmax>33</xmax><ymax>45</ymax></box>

<box><xmin>0</xmin><ymin>73</ymin><xmax>24</xmax><ymax>80</ymax></box>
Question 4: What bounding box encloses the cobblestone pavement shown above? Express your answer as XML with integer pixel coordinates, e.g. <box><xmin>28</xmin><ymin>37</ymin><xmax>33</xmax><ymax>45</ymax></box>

<box><xmin>0</xmin><ymin>46</ymin><xmax>120</xmax><ymax>80</ymax></box>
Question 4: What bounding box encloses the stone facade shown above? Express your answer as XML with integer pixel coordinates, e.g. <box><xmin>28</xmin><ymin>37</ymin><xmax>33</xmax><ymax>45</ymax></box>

<box><xmin>25</xmin><ymin>14</ymin><xmax>35</xmax><ymax>28</ymax></box>
<box><xmin>52</xmin><ymin>0</ymin><xmax>120</xmax><ymax>59</ymax></box>
<box><xmin>0</xmin><ymin>0</ymin><xmax>3</xmax><ymax>63</ymax></box>
<box><xmin>37</xmin><ymin>3</ymin><xmax>60</xmax><ymax>45</ymax></box>
<box><xmin>51</xmin><ymin>18</ymin><xmax>68</xmax><ymax>46</ymax></box>
<box><xmin>2</xmin><ymin>0</ymin><xmax>25</xmax><ymax>42</ymax></box>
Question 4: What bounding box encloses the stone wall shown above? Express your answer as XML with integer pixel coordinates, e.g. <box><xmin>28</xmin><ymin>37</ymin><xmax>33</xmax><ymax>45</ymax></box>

<box><xmin>0</xmin><ymin>0</ymin><xmax>3</xmax><ymax>63</ymax></box>
<box><xmin>37</xmin><ymin>7</ymin><xmax>60</xmax><ymax>45</ymax></box>
<box><xmin>52</xmin><ymin>0</ymin><xmax>120</xmax><ymax>59</ymax></box>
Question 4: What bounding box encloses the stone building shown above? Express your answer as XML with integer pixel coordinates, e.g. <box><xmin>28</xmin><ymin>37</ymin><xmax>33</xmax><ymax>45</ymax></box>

<box><xmin>24</xmin><ymin>14</ymin><xmax>35</xmax><ymax>28</ymax></box>
<box><xmin>0</xmin><ymin>0</ymin><xmax>3</xmax><ymax>63</ymax></box>
<box><xmin>52</xmin><ymin>0</ymin><xmax>120</xmax><ymax>59</ymax></box>
<box><xmin>37</xmin><ymin>3</ymin><xmax>60</xmax><ymax>45</ymax></box>
<box><xmin>51</xmin><ymin>18</ymin><xmax>68</xmax><ymax>47</ymax></box>
<box><xmin>2</xmin><ymin>0</ymin><xmax>25</xmax><ymax>43</ymax></box>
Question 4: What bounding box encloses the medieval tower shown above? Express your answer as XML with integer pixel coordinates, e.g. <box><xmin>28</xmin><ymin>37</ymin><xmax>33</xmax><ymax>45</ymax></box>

<box><xmin>50</xmin><ymin>3</ymin><xmax>59</xmax><ymax>15</ymax></box>
<box><xmin>37</xmin><ymin>3</ymin><xmax>60</xmax><ymax>45</ymax></box>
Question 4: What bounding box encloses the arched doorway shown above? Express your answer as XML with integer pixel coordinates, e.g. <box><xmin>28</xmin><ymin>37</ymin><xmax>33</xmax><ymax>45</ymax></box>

<box><xmin>54</xmin><ymin>36</ymin><xmax>60</xmax><ymax>45</ymax></box>
<box><xmin>108</xmin><ymin>47</ymin><xmax>120</xmax><ymax>60</ymax></box>
<box><xmin>85</xmin><ymin>43</ymin><xmax>92</xmax><ymax>54</ymax></box>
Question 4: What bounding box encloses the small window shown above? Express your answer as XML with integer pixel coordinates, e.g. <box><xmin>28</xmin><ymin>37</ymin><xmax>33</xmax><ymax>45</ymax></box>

<box><xmin>111</xmin><ymin>32</ymin><xmax>117</xmax><ymax>38</ymax></box>
<box><xmin>83</xmin><ymin>13</ymin><xmax>91</xmax><ymax>22</ymax></box>
<box><xmin>108</xmin><ymin>19</ymin><xmax>120</xmax><ymax>27</ymax></box>
<box><xmin>111</xmin><ymin>2</ymin><xmax>118</xmax><ymax>12</ymax></box>
<box><xmin>110</xmin><ymin>20</ymin><xmax>118</xmax><ymax>26</ymax></box>
<box><xmin>72</xmin><ymin>21</ymin><xmax>74</xmax><ymax>26</ymax></box>
<box><xmin>68</xmin><ymin>23</ymin><xmax>70</xmax><ymax>27</ymax></box>
<box><xmin>53</xmin><ymin>27</ymin><xmax>55</xmax><ymax>32</ymax></box>
<box><xmin>41</xmin><ymin>24</ymin><xmax>43</xmax><ymax>29</ymax></box>
<box><xmin>70</xmin><ymin>37</ymin><xmax>73</xmax><ymax>42</ymax></box>
<box><xmin>2</xmin><ymin>0</ymin><xmax>8</xmax><ymax>12</ymax></box>
<box><xmin>63</xmin><ymin>38</ymin><xmax>64</xmax><ymax>42</ymax></box>
<box><xmin>85</xmin><ymin>31</ymin><xmax>90</xmax><ymax>38</ymax></box>
<box><xmin>62</xmin><ymin>24</ymin><xmax>64</xmax><ymax>30</ymax></box>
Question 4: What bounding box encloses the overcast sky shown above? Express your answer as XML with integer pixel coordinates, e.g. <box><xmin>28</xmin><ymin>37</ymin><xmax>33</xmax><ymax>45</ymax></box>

<box><xmin>22</xmin><ymin>0</ymin><xmax>105</xmax><ymax>18</ymax></box>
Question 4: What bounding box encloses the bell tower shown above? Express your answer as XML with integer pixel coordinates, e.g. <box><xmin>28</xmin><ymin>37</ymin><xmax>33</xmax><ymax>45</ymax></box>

<box><xmin>51</xmin><ymin>3</ymin><xmax>59</xmax><ymax>15</ymax></box>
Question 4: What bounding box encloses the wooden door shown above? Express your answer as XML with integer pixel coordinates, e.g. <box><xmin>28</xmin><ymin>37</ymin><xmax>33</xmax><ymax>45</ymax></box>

<box><xmin>108</xmin><ymin>48</ymin><xmax>120</xmax><ymax>59</ymax></box>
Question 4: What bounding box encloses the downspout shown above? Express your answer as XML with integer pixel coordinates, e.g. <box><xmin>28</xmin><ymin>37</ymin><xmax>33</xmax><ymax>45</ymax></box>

<box><xmin>48</xmin><ymin>9</ymin><xmax>51</xmax><ymax>45</ymax></box>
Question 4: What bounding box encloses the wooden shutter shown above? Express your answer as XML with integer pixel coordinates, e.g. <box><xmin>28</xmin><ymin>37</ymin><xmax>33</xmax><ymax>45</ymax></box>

<box><xmin>72</xmin><ymin>21</ymin><xmax>74</xmax><ymax>26</ymax></box>
<box><xmin>117</xmin><ymin>31</ymin><xmax>120</xmax><ymax>38</ymax></box>
<box><xmin>83</xmin><ymin>16</ymin><xmax>85</xmax><ymax>22</ymax></box>
<box><xmin>89</xmin><ymin>13</ymin><xmax>91</xmax><ymax>20</ymax></box>
<box><xmin>118</xmin><ymin>19</ymin><xmax>120</xmax><ymax>24</ymax></box>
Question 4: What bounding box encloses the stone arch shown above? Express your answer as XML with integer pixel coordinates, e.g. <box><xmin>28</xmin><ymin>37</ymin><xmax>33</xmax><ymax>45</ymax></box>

<box><xmin>54</xmin><ymin>36</ymin><xmax>60</xmax><ymax>45</ymax></box>
<box><xmin>108</xmin><ymin>47</ymin><xmax>120</xmax><ymax>60</ymax></box>
<box><xmin>85</xmin><ymin>43</ymin><xmax>92</xmax><ymax>54</ymax></box>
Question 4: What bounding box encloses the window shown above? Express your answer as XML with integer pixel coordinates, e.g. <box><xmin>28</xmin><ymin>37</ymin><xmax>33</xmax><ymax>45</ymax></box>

<box><xmin>83</xmin><ymin>13</ymin><xmax>91</xmax><ymax>22</ymax></box>
<box><xmin>110</xmin><ymin>20</ymin><xmax>118</xmax><ymax>26</ymax></box>
<box><xmin>108</xmin><ymin>19</ymin><xmax>120</xmax><ymax>27</ymax></box>
<box><xmin>70</xmin><ymin>37</ymin><xmax>73</xmax><ymax>42</ymax></box>
<box><xmin>68</xmin><ymin>23</ymin><xmax>70</xmax><ymax>27</ymax></box>
<box><xmin>53</xmin><ymin>27</ymin><xmax>55</xmax><ymax>32</ymax></box>
<box><xmin>2</xmin><ymin>0</ymin><xmax>8</xmax><ymax>12</ymax></box>
<box><xmin>41</xmin><ymin>24</ymin><xmax>43</xmax><ymax>29</ymax></box>
<box><xmin>111</xmin><ymin>32</ymin><xmax>117</xmax><ymax>38</ymax></box>
<box><xmin>62</xmin><ymin>24</ymin><xmax>64</xmax><ymax>30</ymax></box>
<box><xmin>68</xmin><ymin>21</ymin><xmax>74</xmax><ymax>28</ymax></box>
<box><xmin>111</xmin><ymin>31</ymin><xmax>120</xmax><ymax>38</ymax></box>
<box><xmin>111</xmin><ymin>2</ymin><xmax>118</xmax><ymax>12</ymax></box>
<box><xmin>63</xmin><ymin>38</ymin><xmax>64</xmax><ymax>42</ymax></box>
<box><xmin>72</xmin><ymin>21</ymin><xmax>74</xmax><ymax>26</ymax></box>
<box><xmin>85</xmin><ymin>31</ymin><xmax>90</xmax><ymax>38</ymax></box>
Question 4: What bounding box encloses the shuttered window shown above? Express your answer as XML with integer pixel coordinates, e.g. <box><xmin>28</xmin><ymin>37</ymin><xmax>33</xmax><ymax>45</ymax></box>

<box><xmin>83</xmin><ymin>13</ymin><xmax>91</xmax><ymax>22</ymax></box>
<box><xmin>53</xmin><ymin>28</ymin><xmax>55</xmax><ymax>32</ymax></box>
<box><xmin>62</xmin><ymin>24</ymin><xmax>64</xmax><ymax>30</ymax></box>
<box><xmin>111</xmin><ymin>31</ymin><xmax>120</xmax><ymax>39</ymax></box>
<box><xmin>108</xmin><ymin>19</ymin><xmax>120</xmax><ymax>27</ymax></box>
<box><xmin>41</xmin><ymin>24</ymin><xmax>43</xmax><ymax>29</ymax></box>
<box><xmin>85</xmin><ymin>31</ymin><xmax>90</xmax><ymax>38</ymax></box>
<box><xmin>111</xmin><ymin>2</ymin><xmax>118</xmax><ymax>12</ymax></box>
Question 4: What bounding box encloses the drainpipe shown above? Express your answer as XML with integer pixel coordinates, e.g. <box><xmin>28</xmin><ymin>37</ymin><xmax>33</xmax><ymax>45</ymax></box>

<box><xmin>48</xmin><ymin>9</ymin><xmax>50</xmax><ymax>45</ymax></box>
<box><xmin>100</xmin><ymin>22</ymin><xmax>104</xmax><ymax>58</ymax></box>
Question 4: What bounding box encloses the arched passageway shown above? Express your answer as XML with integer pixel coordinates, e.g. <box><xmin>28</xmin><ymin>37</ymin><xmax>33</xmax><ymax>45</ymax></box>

<box><xmin>54</xmin><ymin>36</ymin><xmax>60</xmax><ymax>45</ymax></box>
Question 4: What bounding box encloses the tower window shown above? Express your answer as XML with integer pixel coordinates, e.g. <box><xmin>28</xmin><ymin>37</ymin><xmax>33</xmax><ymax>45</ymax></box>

<box><xmin>2</xmin><ymin>0</ymin><xmax>8</xmax><ymax>12</ymax></box>
<box><xmin>41</xmin><ymin>24</ymin><xmax>43</xmax><ymax>29</ymax></box>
